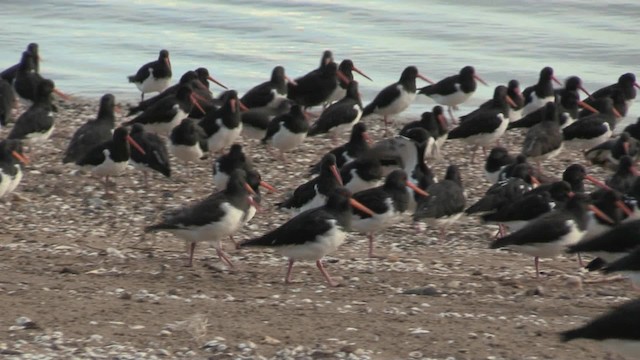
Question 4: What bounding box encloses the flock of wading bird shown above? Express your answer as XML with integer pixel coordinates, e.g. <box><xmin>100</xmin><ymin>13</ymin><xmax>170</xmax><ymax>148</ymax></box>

<box><xmin>2</xmin><ymin>44</ymin><xmax>640</xmax><ymax>357</ymax></box>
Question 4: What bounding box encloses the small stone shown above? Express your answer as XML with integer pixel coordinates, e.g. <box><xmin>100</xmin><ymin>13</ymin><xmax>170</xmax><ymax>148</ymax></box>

<box><xmin>564</xmin><ymin>275</ymin><xmax>582</xmax><ymax>290</ymax></box>
<box><xmin>106</xmin><ymin>247</ymin><xmax>125</xmax><ymax>258</ymax></box>
<box><xmin>402</xmin><ymin>286</ymin><xmax>440</xmax><ymax>296</ymax></box>
<box><xmin>446</xmin><ymin>280</ymin><xmax>461</xmax><ymax>289</ymax></box>
<box><xmin>129</xmin><ymin>325</ymin><xmax>145</xmax><ymax>330</ymax></box>
<box><xmin>340</xmin><ymin>345</ymin><xmax>357</xmax><ymax>353</ymax></box>
<box><xmin>118</xmin><ymin>292</ymin><xmax>132</xmax><ymax>300</ymax></box>
<box><xmin>15</xmin><ymin>317</ymin><xmax>39</xmax><ymax>330</ymax></box>
<box><xmin>159</xmin><ymin>330</ymin><xmax>172</xmax><ymax>337</ymax></box>
<box><xmin>525</xmin><ymin>286</ymin><xmax>545</xmax><ymax>296</ymax></box>
<box><xmin>409</xmin><ymin>351</ymin><xmax>423</xmax><ymax>358</ymax></box>
<box><xmin>88</xmin><ymin>334</ymin><xmax>103</xmax><ymax>342</ymax></box>
<box><xmin>262</xmin><ymin>336</ymin><xmax>281</xmax><ymax>345</ymax></box>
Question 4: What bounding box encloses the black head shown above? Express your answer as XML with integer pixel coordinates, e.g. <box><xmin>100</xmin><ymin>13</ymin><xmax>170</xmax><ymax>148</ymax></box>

<box><xmin>195</xmin><ymin>67</ymin><xmax>210</xmax><ymax>78</ymax></box>
<box><xmin>508</xmin><ymin>79</ymin><xmax>520</xmax><ymax>90</ymax></box>
<box><xmin>618</xmin><ymin>155</ymin><xmax>634</xmax><ymax>173</ymax></box>
<box><xmin>221</xmin><ymin>90</ymin><xmax>240</xmax><ymax>111</ymax></box>
<box><xmin>400</xmin><ymin>66</ymin><xmax>419</xmax><ymax>82</ymax></box>
<box><xmin>245</xmin><ymin>169</ymin><xmax>264</xmax><ymax>203</ymax></box>
<box><xmin>179</xmin><ymin>70</ymin><xmax>199</xmax><ymax>84</ymax></box>
<box><xmin>320</xmin><ymin>50</ymin><xmax>334</xmax><ymax>67</ymax></box>
<box><xmin>432</xmin><ymin>105</ymin><xmax>444</xmax><ymax>117</ymax></box>
<box><xmin>459</xmin><ymin>66</ymin><xmax>475</xmax><ymax>77</ymax></box>
<box><xmin>27</xmin><ymin>43</ymin><xmax>39</xmax><ymax>55</ymax></box>
<box><xmin>98</xmin><ymin>93</ymin><xmax>116</xmax><ymax>115</ymax></box>
<box><xmin>158</xmin><ymin>49</ymin><xmax>170</xmax><ymax>59</ymax></box>
<box><xmin>444</xmin><ymin>164</ymin><xmax>462</xmax><ymax>185</ymax></box>
<box><xmin>402</xmin><ymin>127</ymin><xmax>430</xmax><ymax>145</ymax></box>
<box><xmin>492</xmin><ymin>85</ymin><xmax>508</xmax><ymax>101</ymax></box>
<box><xmin>225</xmin><ymin>168</ymin><xmax>251</xmax><ymax>194</ymax></box>
<box><xmin>321</xmin><ymin>153</ymin><xmax>338</xmax><ymax>168</ymax></box>
<box><xmin>130</xmin><ymin>123</ymin><xmax>145</xmax><ymax>135</ymax></box>
<box><xmin>228</xmin><ymin>143</ymin><xmax>245</xmax><ymax>159</ymax></box>
<box><xmin>564</xmin><ymin>76</ymin><xmax>582</xmax><ymax>91</ymax></box>
<box><xmin>175</xmin><ymin>85</ymin><xmax>194</xmax><ymax>100</ymax></box>
<box><xmin>351</xmin><ymin>122</ymin><xmax>367</xmax><ymax>138</ymax></box>
<box><xmin>36</xmin><ymin>79</ymin><xmax>55</xmax><ymax>99</ymax></box>
<box><xmin>384</xmin><ymin>169</ymin><xmax>409</xmax><ymax>190</ymax></box>
<box><xmin>272</xmin><ymin>66</ymin><xmax>286</xmax><ymax>80</ymax></box>
<box><xmin>338</xmin><ymin>59</ymin><xmax>355</xmax><ymax>73</ymax></box>
<box><xmin>619</xmin><ymin>73</ymin><xmax>636</xmax><ymax>85</ymax></box>
<box><xmin>540</xmin><ymin>66</ymin><xmax>554</xmax><ymax>80</ymax></box>
<box><xmin>549</xmin><ymin>181</ymin><xmax>572</xmax><ymax>202</ymax></box>
<box><xmin>112</xmin><ymin>126</ymin><xmax>130</xmax><ymax>142</ymax></box>
<box><xmin>563</xmin><ymin>164</ymin><xmax>587</xmax><ymax>192</ymax></box>
<box><xmin>510</xmin><ymin>162</ymin><xmax>535</xmax><ymax>183</ymax></box>
<box><xmin>488</xmin><ymin>146</ymin><xmax>510</xmax><ymax>161</ymax></box>
<box><xmin>0</xmin><ymin>139</ymin><xmax>24</xmax><ymax>157</ymax></box>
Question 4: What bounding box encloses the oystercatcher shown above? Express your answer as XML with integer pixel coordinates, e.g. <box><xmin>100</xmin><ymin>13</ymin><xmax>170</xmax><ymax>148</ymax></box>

<box><xmin>129</xmin><ymin>123</ymin><xmax>171</xmax><ymax>187</ymax></box>
<box><xmin>1</xmin><ymin>43</ymin><xmax>39</xmax><ymax>84</ymax></box>
<box><xmin>585</xmin><ymin>132</ymin><xmax>639</xmax><ymax>171</ymax></box>
<box><xmin>561</xmin><ymin>299</ymin><xmax>640</xmax><ymax>359</ymax></box>
<box><xmin>0</xmin><ymin>140</ymin><xmax>28</xmax><ymax>198</ymax></box>
<box><xmin>127</xmin><ymin>70</ymin><xmax>206</xmax><ymax>117</ymax></box>
<box><xmin>405</xmin><ymin>133</ymin><xmax>437</xmax><ymax>212</ymax></box>
<box><xmin>521</xmin><ymin>102</ymin><xmax>563</xmax><ymax>172</ymax></box>
<box><xmin>145</xmin><ymin>169</ymin><xmax>256</xmax><ymax>267</ymax></box>
<box><xmin>195</xmin><ymin>67</ymin><xmax>227</xmax><ymax>92</ymax></box>
<box><xmin>419</xmin><ymin>65</ymin><xmax>487</xmax><ymax>121</ymax></box>
<box><xmin>308</xmin><ymin>122</ymin><xmax>370</xmax><ymax>175</ymax></box>
<box><xmin>520</xmin><ymin>66</ymin><xmax>562</xmax><ymax>117</ymax></box>
<box><xmin>287</xmin><ymin>61</ymin><xmax>348</xmax><ymax>109</ymax></box>
<box><xmin>413</xmin><ymin>165</ymin><xmax>465</xmax><ymax>240</ymax></box>
<box><xmin>489</xmin><ymin>193</ymin><xmax>609</xmax><ymax>277</ymax></box>
<box><xmin>127</xmin><ymin>49</ymin><xmax>172</xmax><ymax>101</ymax></box>
<box><xmin>446</xmin><ymin>85</ymin><xmax>516</xmax><ymax>163</ymax></box>
<box><xmin>581</xmin><ymin>87</ymin><xmax>628</xmax><ymax>120</ymax></box>
<box><xmin>75</xmin><ymin>127</ymin><xmax>146</xmax><ymax>194</ymax></box>
<box><xmin>466</xmin><ymin>164</ymin><xmax>536</xmax><ymax>217</ymax></box>
<box><xmin>241</xmin><ymin>65</ymin><xmax>293</xmax><ymax>110</ymax></box>
<box><xmin>239</xmin><ymin>187</ymin><xmax>375</xmax><ymax>287</ymax></box>
<box><xmin>567</xmin><ymin>218</ymin><xmax>640</xmax><ymax>266</ymax></box>
<box><xmin>276</xmin><ymin>153</ymin><xmax>343</xmax><ymax>215</ymax></box>
<box><xmin>339</xmin><ymin>155</ymin><xmax>384</xmax><ymax>194</ymax></box>
<box><xmin>63</xmin><ymin>93</ymin><xmax>117</xmax><ymax>164</ymax></box>
<box><xmin>351</xmin><ymin>170</ymin><xmax>428</xmax><ymax>258</ymax></box>
<box><xmin>198</xmin><ymin>90</ymin><xmax>245</xmax><ymax>154</ymax></box>
<box><xmin>169</xmin><ymin>118</ymin><xmax>209</xmax><ymax>169</ymax></box>
<box><xmin>362</xmin><ymin>66</ymin><xmax>434</xmax><ymax>131</ymax></box>
<box><xmin>367</xmin><ymin>127</ymin><xmax>431</xmax><ymax>176</ymax></box>
<box><xmin>326</xmin><ymin>59</ymin><xmax>372</xmax><ymax>105</ymax></box>
<box><xmin>12</xmin><ymin>51</ymin><xmax>67</xmax><ymax>104</ymax></box>
<box><xmin>262</xmin><ymin>104</ymin><xmax>308</xmax><ymax>161</ymax></box>
<box><xmin>308</xmin><ymin>81</ymin><xmax>363</xmax><ymax>141</ymax></box>
<box><xmin>400</xmin><ymin>106</ymin><xmax>448</xmax><ymax>158</ymax></box>
<box><xmin>484</xmin><ymin>147</ymin><xmax>516</xmax><ymax>184</ymax></box>
<box><xmin>123</xmin><ymin>85</ymin><xmax>201</xmax><ymax>135</ymax></box>
<box><xmin>604</xmin><ymin>155</ymin><xmax>639</xmax><ymax>194</ymax></box>
<box><xmin>212</xmin><ymin>144</ymin><xmax>253</xmax><ymax>190</ymax></box>
<box><xmin>583</xmin><ymin>72</ymin><xmax>639</xmax><ymax>110</ymax></box>
<box><xmin>240</xmin><ymin>100</ymin><xmax>293</xmax><ymax>140</ymax></box>
<box><xmin>563</xmin><ymin>97</ymin><xmax>621</xmax><ymax>150</ymax></box>
<box><xmin>8</xmin><ymin>79</ymin><xmax>56</xmax><ymax>147</ymax></box>
<box><xmin>0</xmin><ymin>79</ymin><xmax>15</xmax><ymax>127</ymax></box>
<box><xmin>506</xmin><ymin>79</ymin><xmax>525</xmax><ymax>121</ymax></box>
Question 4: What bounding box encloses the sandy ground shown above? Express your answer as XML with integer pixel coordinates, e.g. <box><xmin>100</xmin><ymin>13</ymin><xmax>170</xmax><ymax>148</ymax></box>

<box><xmin>0</xmin><ymin>98</ymin><xmax>635</xmax><ymax>360</ymax></box>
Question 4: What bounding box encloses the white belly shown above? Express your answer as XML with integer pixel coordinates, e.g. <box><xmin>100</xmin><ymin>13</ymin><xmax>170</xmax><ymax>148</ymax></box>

<box><xmin>90</xmin><ymin>150</ymin><xmax>129</xmax><ymax>177</ymax></box>
<box><xmin>508</xmin><ymin>220</ymin><xmax>584</xmax><ymax>258</ymax></box>
<box><xmin>329</xmin><ymin>105</ymin><xmax>363</xmax><ymax>135</ymax></box>
<box><xmin>460</xmin><ymin>114</ymin><xmax>508</xmax><ymax>147</ymax></box>
<box><xmin>375</xmin><ymin>86</ymin><xmax>415</xmax><ymax>116</ymax></box>
<box><xmin>170</xmin><ymin>143</ymin><xmax>203</xmax><ymax>163</ymax></box>
<box><xmin>0</xmin><ymin>171</ymin><xmax>11</xmax><ymax>198</ymax></box>
<box><xmin>170</xmin><ymin>202</ymin><xmax>245</xmax><ymax>243</ymax></box>
<box><xmin>564</xmin><ymin>126</ymin><xmax>612</xmax><ymax>150</ymax></box>
<box><xmin>6</xmin><ymin>166</ymin><xmax>23</xmax><ymax>194</ymax></box>
<box><xmin>265</xmin><ymin>90</ymin><xmax>288</xmax><ymax>110</ymax></box>
<box><xmin>345</xmin><ymin>169</ymin><xmax>382</xmax><ymax>194</ymax></box>
<box><xmin>484</xmin><ymin>168</ymin><xmax>502</xmax><ymax>184</ymax></box>
<box><xmin>277</xmin><ymin>220</ymin><xmax>346</xmax><ymax>260</ymax></box>
<box><xmin>351</xmin><ymin>199</ymin><xmax>401</xmax><ymax>234</ymax></box>
<box><xmin>136</xmin><ymin>72</ymin><xmax>171</xmax><ymax>95</ymax></box>
<box><xmin>521</xmin><ymin>95</ymin><xmax>554</xmax><ymax>117</ymax></box>
<box><xmin>270</xmin><ymin>126</ymin><xmax>307</xmax><ymax>152</ymax></box>
<box><xmin>208</xmin><ymin>121</ymin><xmax>243</xmax><ymax>153</ymax></box>
<box><xmin>581</xmin><ymin>213</ymin><xmax>614</xmax><ymax>242</ymax></box>
<box><xmin>212</xmin><ymin>163</ymin><xmax>229</xmax><ymax>189</ymax></box>
<box><xmin>428</xmin><ymin>88</ymin><xmax>473</xmax><ymax>107</ymax></box>
<box><xmin>144</xmin><ymin>108</ymin><xmax>185</xmax><ymax>135</ymax></box>
<box><xmin>508</xmin><ymin>108</ymin><xmax>522</xmax><ymax>122</ymax></box>
<box><xmin>23</xmin><ymin>123</ymin><xmax>54</xmax><ymax>145</ymax></box>
<box><xmin>293</xmin><ymin>191</ymin><xmax>327</xmax><ymax>216</ymax></box>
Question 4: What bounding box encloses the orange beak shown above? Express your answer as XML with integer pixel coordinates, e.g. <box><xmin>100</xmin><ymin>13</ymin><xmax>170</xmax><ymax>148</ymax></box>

<box><xmin>285</xmin><ymin>76</ymin><xmax>297</xmax><ymax>86</ymax></box>
<box><xmin>244</xmin><ymin>182</ymin><xmax>257</xmax><ymax>196</ymax></box>
<box><xmin>53</xmin><ymin>88</ymin><xmax>71</xmax><ymax>101</ymax></box>
<box><xmin>126</xmin><ymin>135</ymin><xmax>146</xmax><ymax>155</ymax></box>
<box><xmin>585</xmin><ymin>174</ymin><xmax>612</xmax><ymax>190</ymax></box>
<box><xmin>552</xmin><ymin>75</ymin><xmax>563</xmax><ymax>86</ymax></box>
<box><xmin>623</xmin><ymin>141</ymin><xmax>630</xmax><ymax>155</ymax></box>
<box><xmin>616</xmin><ymin>200</ymin><xmax>634</xmax><ymax>217</ymax></box>
<box><xmin>635</xmin><ymin>82</ymin><xmax>640</xmax><ymax>90</ymax></box>
<box><xmin>362</xmin><ymin>132</ymin><xmax>373</xmax><ymax>144</ymax></box>
<box><xmin>11</xmin><ymin>150</ymin><xmax>29</xmax><ymax>165</ymax></box>
<box><xmin>350</xmin><ymin>198</ymin><xmax>376</xmax><ymax>217</ymax></box>
<box><xmin>238</xmin><ymin>100</ymin><xmax>249</xmax><ymax>112</ymax></box>
<box><xmin>578</xmin><ymin>101</ymin><xmax>599</xmax><ymax>114</ymax></box>
<box><xmin>330</xmin><ymin>164</ymin><xmax>344</xmax><ymax>186</ymax></box>
<box><xmin>417</xmin><ymin>73</ymin><xmax>435</xmax><ymax>85</ymax></box>
<box><xmin>336</xmin><ymin>70</ymin><xmax>351</xmax><ymax>85</ymax></box>
<box><xmin>530</xmin><ymin>176</ymin><xmax>541</xmax><ymax>186</ymax></box>
<box><xmin>190</xmin><ymin>93</ymin><xmax>206</xmax><ymax>114</ymax></box>
<box><xmin>437</xmin><ymin>114</ymin><xmax>448</xmax><ymax>130</ymax></box>
<box><xmin>505</xmin><ymin>95</ymin><xmax>518</xmax><ymax>108</ymax></box>
<box><xmin>259</xmin><ymin>180</ymin><xmax>277</xmax><ymax>193</ymax></box>
<box><xmin>352</xmin><ymin>65</ymin><xmax>372</xmax><ymax>81</ymax></box>
<box><xmin>613</xmin><ymin>107</ymin><xmax>623</xmax><ymax>118</ymax></box>
<box><xmin>589</xmin><ymin>204</ymin><xmax>615</xmax><ymax>224</ymax></box>
<box><xmin>578</xmin><ymin>85</ymin><xmax>593</xmax><ymax>100</ymax></box>
<box><xmin>473</xmin><ymin>73</ymin><xmax>488</xmax><ymax>86</ymax></box>
<box><xmin>406</xmin><ymin>181</ymin><xmax>429</xmax><ymax>197</ymax></box>
<box><xmin>207</xmin><ymin>75</ymin><xmax>228</xmax><ymax>90</ymax></box>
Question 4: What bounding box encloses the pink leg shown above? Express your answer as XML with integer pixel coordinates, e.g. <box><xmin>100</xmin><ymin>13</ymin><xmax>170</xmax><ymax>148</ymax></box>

<box><xmin>470</xmin><ymin>146</ymin><xmax>478</xmax><ymax>164</ymax></box>
<box><xmin>316</xmin><ymin>260</ymin><xmax>339</xmax><ymax>287</ymax></box>
<box><xmin>104</xmin><ymin>176</ymin><xmax>110</xmax><ymax>194</ymax></box>
<box><xmin>186</xmin><ymin>242</ymin><xmax>196</xmax><ymax>267</ymax></box>
<box><xmin>439</xmin><ymin>226</ymin><xmax>446</xmax><ymax>241</ymax></box>
<box><xmin>535</xmin><ymin>256</ymin><xmax>540</xmax><ymax>278</ymax></box>
<box><xmin>577</xmin><ymin>253</ymin><xmax>584</xmax><ymax>267</ymax></box>
<box><xmin>215</xmin><ymin>241</ymin><xmax>234</xmax><ymax>268</ymax></box>
<box><xmin>229</xmin><ymin>235</ymin><xmax>240</xmax><ymax>249</ymax></box>
<box><xmin>143</xmin><ymin>171</ymin><xmax>149</xmax><ymax>188</ymax></box>
<box><xmin>285</xmin><ymin>258</ymin><xmax>295</xmax><ymax>284</ymax></box>
<box><xmin>499</xmin><ymin>224</ymin><xmax>506</xmax><ymax>238</ymax></box>
<box><xmin>482</xmin><ymin>146</ymin><xmax>487</xmax><ymax>158</ymax></box>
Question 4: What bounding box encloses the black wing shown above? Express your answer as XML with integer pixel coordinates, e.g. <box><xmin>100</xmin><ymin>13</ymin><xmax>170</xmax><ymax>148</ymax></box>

<box><xmin>363</xmin><ymin>83</ymin><xmax>401</xmax><ymax>116</ymax></box>
<box><xmin>418</xmin><ymin>74</ymin><xmax>458</xmax><ymax>97</ymax></box>
<box><xmin>414</xmin><ymin>181</ymin><xmax>465</xmax><ymax>219</ymax></box>
<box><xmin>240</xmin><ymin>81</ymin><xmax>273</xmax><ymax>108</ymax></box>
<box><xmin>146</xmin><ymin>193</ymin><xmax>228</xmax><ymax>230</ymax></box>
<box><xmin>352</xmin><ymin>187</ymin><xmax>390</xmax><ymax>218</ymax></box>
<box><xmin>563</xmin><ymin>118</ymin><xmax>608</xmax><ymax>140</ymax></box>
<box><xmin>63</xmin><ymin>122</ymin><xmax>113</xmax><ymax>163</ymax></box>
<box><xmin>276</xmin><ymin>178</ymin><xmax>319</xmax><ymax>209</ymax></box>
<box><xmin>491</xmin><ymin>212</ymin><xmax>571</xmax><ymax>248</ymax></box>
<box><xmin>309</xmin><ymin>100</ymin><xmax>359</xmax><ymax>136</ymax></box>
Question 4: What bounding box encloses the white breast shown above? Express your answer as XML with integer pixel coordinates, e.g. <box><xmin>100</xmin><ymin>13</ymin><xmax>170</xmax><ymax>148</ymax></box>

<box><xmin>270</xmin><ymin>125</ymin><xmax>307</xmax><ymax>152</ymax></box>
<box><xmin>136</xmin><ymin>70</ymin><xmax>171</xmax><ymax>94</ymax></box>
<box><xmin>521</xmin><ymin>95</ymin><xmax>554</xmax><ymax>117</ymax></box>
<box><xmin>428</xmin><ymin>85</ymin><xmax>474</xmax><ymax>107</ymax></box>
<box><xmin>277</xmin><ymin>219</ymin><xmax>346</xmax><ymax>261</ymax></box>
<box><xmin>23</xmin><ymin>124</ymin><xmax>55</xmax><ymax>145</ymax></box>
<box><xmin>170</xmin><ymin>143</ymin><xmax>203</xmax><ymax>163</ymax></box>
<box><xmin>90</xmin><ymin>149</ymin><xmax>129</xmax><ymax>177</ymax></box>
<box><xmin>509</xmin><ymin>220</ymin><xmax>585</xmax><ymax>258</ymax></box>
<box><xmin>171</xmin><ymin>202</ymin><xmax>246</xmax><ymax>244</ymax></box>
<box><xmin>144</xmin><ymin>106</ymin><xmax>186</xmax><ymax>135</ymax></box>
<box><xmin>375</xmin><ymin>85</ymin><xmax>415</xmax><ymax>116</ymax></box>
<box><xmin>207</xmin><ymin>119</ymin><xmax>242</xmax><ymax>153</ymax></box>
<box><xmin>459</xmin><ymin>114</ymin><xmax>509</xmax><ymax>147</ymax></box>
<box><xmin>351</xmin><ymin>197</ymin><xmax>401</xmax><ymax>234</ymax></box>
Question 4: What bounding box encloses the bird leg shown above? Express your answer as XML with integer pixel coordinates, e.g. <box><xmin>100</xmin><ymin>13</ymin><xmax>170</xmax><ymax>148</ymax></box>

<box><xmin>104</xmin><ymin>176</ymin><xmax>110</xmax><ymax>194</ymax></box>
<box><xmin>229</xmin><ymin>235</ymin><xmax>240</xmax><ymax>249</ymax></box>
<box><xmin>534</xmin><ymin>256</ymin><xmax>540</xmax><ymax>278</ymax></box>
<box><xmin>470</xmin><ymin>145</ymin><xmax>478</xmax><ymax>164</ymax></box>
<box><xmin>215</xmin><ymin>240</ymin><xmax>234</xmax><ymax>268</ymax></box>
<box><xmin>185</xmin><ymin>241</ymin><xmax>196</xmax><ymax>267</ymax></box>
<box><xmin>285</xmin><ymin>258</ymin><xmax>295</xmax><ymax>284</ymax></box>
<box><xmin>317</xmin><ymin>260</ymin><xmax>339</xmax><ymax>287</ymax></box>
<box><xmin>448</xmin><ymin>107</ymin><xmax>459</xmax><ymax>125</ymax></box>
<box><xmin>577</xmin><ymin>253</ymin><xmax>584</xmax><ymax>267</ymax></box>
<box><xmin>482</xmin><ymin>146</ymin><xmax>487</xmax><ymax>158</ymax></box>
<box><xmin>367</xmin><ymin>233</ymin><xmax>385</xmax><ymax>258</ymax></box>
<box><xmin>439</xmin><ymin>226</ymin><xmax>447</xmax><ymax>241</ymax></box>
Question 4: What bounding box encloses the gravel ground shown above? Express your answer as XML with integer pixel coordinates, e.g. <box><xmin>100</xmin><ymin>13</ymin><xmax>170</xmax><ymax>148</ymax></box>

<box><xmin>0</xmin><ymin>97</ymin><xmax>634</xmax><ymax>360</ymax></box>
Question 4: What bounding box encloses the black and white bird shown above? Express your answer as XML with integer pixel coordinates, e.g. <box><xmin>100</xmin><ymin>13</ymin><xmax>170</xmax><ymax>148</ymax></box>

<box><xmin>466</xmin><ymin>164</ymin><xmax>537</xmax><ymax>217</ymax></box>
<box><xmin>326</xmin><ymin>59</ymin><xmax>372</xmax><ymax>104</ymax></box>
<box><xmin>567</xmin><ymin>218</ymin><xmax>640</xmax><ymax>268</ymax></box>
<box><xmin>309</xmin><ymin>122</ymin><xmax>370</xmax><ymax>175</ymax></box>
<box><xmin>8</xmin><ymin>79</ymin><xmax>56</xmax><ymax>147</ymax></box>
<box><xmin>489</xmin><ymin>193</ymin><xmax>609</xmax><ymax>277</ymax></box>
<box><xmin>446</xmin><ymin>85</ymin><xmax>516</xmax><ymax>163</ymax></box>
<box><xmin>63</xmin><ymin>93</ymin><xmax>117</xmax><ymax>164</ymax></box>
<box><xmin>400</xmin><ymin>106</ymin><xmax>448</xmax><ymax>158</ymax></box>
<box><xmin>129</xmin><ymin>123</ymin><xmax>171</xmax><ymax>187</ymax></box>
<box><xmin>127</xmin><ymin>49</ymin><xmax>172</xmax><ymax>101</ymax></box>
<box><xmin>1</xmin><ymin>43</ymin><xmax>39</xmax><ymax>84</ymax></box>
<box><xmin>563</xmin><ymin>97</ymin><xmax>621</xmax><ymax>150</ymax></box>
<box><xmin>413</xmin><ymin>165</ymin><xmax>466</xmax><ymax>240</ymax></box>
<box><xmin>145</xmin><ymin>169</ymin><xmax>256</xmax><ymax>268</ymax></box>
<box><xmin>262</xmin><ymin>104</ymin><xmax>309</xmax><ymax>160</ymax></box>
<box><xmin>367</xmin><ymin>127</ymin><xmax>431</xmax><ymax>176</ymax></box>
<box><xmin>0</xmin><ymin>140</ymin><xmax>29</xmax><ymax>198</ymax></box>
<box><xmin>561</xmin><ymin>298</ymin><xmax>640</xmax><ymax>359</ymax></box>
<box><xmin>75</xmin><ymin>127</ymin><xmax>146</xmax><ymax>194</ymax></box>
<box><xmin>351</xmin><ymin>170</ymin><xmax>428</xmax><ymax>258</ymax></box>
<box><xmin>308</xmin><ymin>81</ymin><xmax>363</xmax><ymax>141</ymax></box>
<box><xmin>212</xmin><ymin>144</ymin><xmax>253</xmax><ymax>190</ymax></box>
<box><xmin>602</xmin><ymin>247</ymin><xmax>640</xmax><ymax>288</ymax></box>
<box><xmin>0</xmin><ymin>78</ymin><xmax>15</xmax><ymax>127</ymax></box>
<box><xmin>199</xmin><ymin>90</ymin><xmax>245</xmax><ymax>154</ymax></box>
<box><xmin>585</xmin><ymin>132</ymin><xmax>640</xmax><ymax>171</ymax></box>
<box><xmin>484</xmin><ymin>147</ymin><xmax>516</xmax><ymax>184</ymax></box>
<box><xmin>583</xmin><ymin>72</ymin><xmax>639</xmax><ymax>111</ymax></box>
<box><xmin>418</xmin><ymin>65</ymin><xmax>488</xmax><ymax>121</ymax></box>
<box><xmin>239</xmin><ymin>187</ymin><xmax>375</xmax><ymax>287</ymax></box>
<box><xmin>404</xmin><ymin>131</ymin><xmax>437</xmax><ymax>212</ymax></box>
<box><xmin>362</xmin><ymin>66</ymin><xmax>434</xmax><ymax>130</ymax></box>
<box><xmin>287</xmin><ymin>60</ymin><xmax>349</xmax><ymax>109</ymax></box>
<box><xmin>505</xmin><ymin>79</ymin><xmax>525</xmax><ymax>121</ymax></box>
<box><xmin>276</xmin><ymin>153</ymin><xmax>344</xmax><ymax>215</ymax></box>
<box><xmin>339</xmin><ymin>155</ymin><xmax>384</xmax><ymax>194</ymax></box>
<box><xmin>241</xmin><ymin>65</ymin><xmax>294</xmax><ymax>111</ymax></box>
<box><xmin>605</xmin><ymin>155</ymin><xmax>639</xmax><ymax>194</ymax></box>
<box><xmin>521</xmin><ymin>102</ymin><xmax>564</xmax><ymax>172</ymax></box>
<box><xmin>241</xmin><ymin>100</ymin><xmax>293</xmax><ymax>140</ymax></box>
<box><xmin>520</xmin><ymin>66</ymin><xmax>562</xmax><ymax>117</ymax></box>
<box><xmin>123</xmin><ymin>85</ymin><xmax>202</xmax><ymax>135</ymax></box>
<box><xmin>12</xmin><ymin>51</ymin><xmax>41</xmax><ymax>102</ymax></box>
<box><xmin>169</xmin><ymin>118</ymin><xmax>209</xmax><ymax>166</ymax></box>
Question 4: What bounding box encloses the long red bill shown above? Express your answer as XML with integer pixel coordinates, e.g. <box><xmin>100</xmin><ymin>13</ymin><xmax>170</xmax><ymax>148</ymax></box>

<box><xmin>585</xmin><ymin>174</ymin><xmax>611</xmax><ymax>190</ymax></box>
<box><xmin>190</xmin><ymin>93</ymin><xmax>206</xmax><ymax>114</ymax></box>
<box><xmin>589</xmin><ymin>204</ymin><xmax>615</xmax><ymax>224</ymax></box>
<box><xmin>350</xmin><ymin>198</ymin><xmax>376</xmax><ymax>217</ymax></box>
<box><xmin>552</xmin><ymin>75</ymin><xmax>563</xmax><ymax>86</ymax></box>
<box><xmin>285</xmin><ymin>76</ymin><xmax>297</xmax><ymax>86</ymax></box>
<box><xmin>613</xmin><ymin>107</ymin><xmax>623</xmax><ymax>118</ymax></box>
<box><xmin>578</xmin><ymin>101</ymin><xmax>599</xmax><ymax>114</ymax></box>
<box><xmin>330</xmin><ymin>164</ymin><xmax>343</xmax><ymax>186</ymax></box>
<box><xmin>244</xmin><ymin>182</ymin><xmax>257</xmax><ymax>196</ymax></box>
<box><xmin>406</xmin><ymin>181</ymin><xmax>429</xmax><ymax>197</ymax></box>
<box><xmin>473</xmin><ymin>74</ymin><xmax>488</xmax><ymax>86</ymax></box>
<box><xmin>578</xmin><ymin>85</ymin><xmax>593</xmax><ymax>100</ymax></box>
<box><xmin>208</xmin><ymin>76</ymin><xmax>228</xmax><ymax>90</ymax></box>
<box><xmin>126</xmin><ymin>135</ymin><xmax>146</xmax><ymax>155</ymax></box>
<box><xmin>53</xmin><ymin>88</ymin><xmax>71</xmax><ymax>101</ymax></box>
<box><xmin>352</xmin><ymin>66</ymin><xmax>372</xmax><ymax>81</ymax></box>
<box><xmin>336</xmin><ymin>70</ymin><xmax>351</xmax><ymax>85</ymax></box>
<box><xmin>615</xmin><ymin>200</ymin><xmax>633</xmax><ymax>217</ymax></box>
<box><xmin>530</xmin><ymin>176</ymin><xmax>541</xmax><ymax>186</ymax></box>
<box><xmin>506</xmin><ymin>95</ymin><xmax>518</xmax><ymax>108</ymax></box>
<box><xmin>259</xmin><ymin>180</ymin><xmax>277</xmax><ymax>193</ymax></box>
<box><xmin>417</xmin><ymin>73</ymin><xmax>435</xmax><ymax>85</ymax></box>
<box><xmin>635</xmin><ymin>82</ymin><xmax>640</xmax><ymax>90</ymax></box>
<box><xmin>238</xmin><ymin>100</ymin><xmax>249</xmax><ymax>112</ymax></box>
<box><xmin>11</xmin><ymin>150</ymin><xmax>29</xmax><ymax>165</ymax></box>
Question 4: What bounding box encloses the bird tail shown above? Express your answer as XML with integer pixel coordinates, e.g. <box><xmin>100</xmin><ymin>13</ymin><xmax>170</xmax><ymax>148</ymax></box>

<box><xmin>558</xmin><ymin>328</ymin><xmax>584</xmax><ymax>343</ymax></box>
<box><xmin>417</xmin><ymin>85</ymin><xmax>434</xmax><ymax>96</ymax></box>
<box><xmin>238</xmin><ymin>235</ymin><xmax>273</xmax><ymax>248</ymax></box>
<box><xmin>362</xmin><ymin>103</ymin><xmax>375</xmax><ymax>118</ymax></box>
<box><xmin>489</xmin><ymin>234</ymin><xmax>514</xmax><ymax>249</ymax></box>
<box><xmin>307</xmin><ymin>123</ymin><xmax>324</xmax><ymax>137</ymax></box>
<box><xmin>144</xmin><ymin>223</ymin><xmax>173</xmax><ymax>233</ymax></box>
<box><xmin>127</xmin><ymin>75</ymin><xmax>137</xmax><ymax>83</ymax></box>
